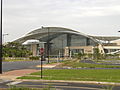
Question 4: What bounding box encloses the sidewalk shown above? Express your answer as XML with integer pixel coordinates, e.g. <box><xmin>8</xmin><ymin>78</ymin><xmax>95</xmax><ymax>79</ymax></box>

<box><xmin>0</xmin><ymin>63</ymin><xmax>61</xmax><ymax>81</ymax></box>
<box><xmin>0</xmin><ymin>69</ymin><xmax>39</xmax><ymax>80</ymax></box>
<box><xmin>36</xmin><ymin>63</ymin><xmax>61</xmax><ymax>68</ymax></box>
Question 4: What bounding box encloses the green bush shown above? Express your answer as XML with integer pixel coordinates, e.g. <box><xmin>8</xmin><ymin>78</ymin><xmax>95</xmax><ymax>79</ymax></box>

<box><xmin>29</xmin><ymin>56</ymin><xmax>40</xmax><ymax>60</ymax></box>
<box><xmin>3</xmin><ymin>42</ymin><xmax>32</xmax><ymax>57</ymax></box>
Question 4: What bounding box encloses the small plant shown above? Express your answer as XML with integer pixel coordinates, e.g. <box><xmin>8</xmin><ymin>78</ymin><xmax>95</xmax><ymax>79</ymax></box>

<box><xmin>74</xmin><ymin>53</ymin><xmax>85</xmax><ymax>60</ymax></box>
<box><xmin>29</xmin><ymin>56</ymin><xmax>40</xmax><ymax>60</ymax></box>
<box><xmin>102</xmin><ymin>85</ymin><xmax>114</xmax><ymax>90</ymax></box>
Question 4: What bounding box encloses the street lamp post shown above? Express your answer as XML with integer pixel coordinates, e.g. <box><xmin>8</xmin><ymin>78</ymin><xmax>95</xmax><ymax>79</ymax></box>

<box><xmin>41</xmin><ymin>26</ymin><xmax>50</xmax><ymax>63</ymax></box>
<box><xmin>2</xmin><ymin>34</ymin><xmax>9</xmax><ymax>44</ymax></box>
<box><xmin>0</xmin><ymin>0</ymin><xmax>2</xmax><ymax>74</ymax></box>
<box><xmin>59</xmin><ymin>37</ymin><xmax>64</xmax><ymax>60</ymax></box>
<box><xmin>47</xmin><ymin>27</ymin><xmax>50</xmax><ymax>63</ymax></box>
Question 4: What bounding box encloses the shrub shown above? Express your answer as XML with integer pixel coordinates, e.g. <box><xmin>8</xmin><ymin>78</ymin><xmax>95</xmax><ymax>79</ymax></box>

<box><xmin>29</xmin><ymin>56</ymin><xmax>40</xmax><ymax>60</ymax></box>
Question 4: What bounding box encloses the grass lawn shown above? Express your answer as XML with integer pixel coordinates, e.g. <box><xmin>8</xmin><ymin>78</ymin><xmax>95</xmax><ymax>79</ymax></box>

<box><xmin>17</xmin><ymin>69</ymin><xmax>120</xmax><ymax>83</ymax></box>
<box><xmin>3</xmin><ymin>59</ymin><xmax>33</xmax><ymax>62</ymax></box>
<box><xmin>60</xmin><ymin>60</ymin><xmax>120</xmax><ymax>68</ymax></box>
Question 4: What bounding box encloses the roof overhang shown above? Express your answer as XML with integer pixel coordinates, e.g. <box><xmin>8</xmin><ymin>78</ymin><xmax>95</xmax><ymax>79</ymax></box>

<box><xmin>89</xmin><ymin>36</ymin><xmax>120</xmax><ymax>41</ymax></box>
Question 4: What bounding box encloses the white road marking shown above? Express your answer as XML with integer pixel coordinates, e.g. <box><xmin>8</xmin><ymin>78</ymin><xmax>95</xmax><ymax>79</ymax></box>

<box><xmin>6</xmin><ymin>81</ymin><xmax>22</xmax><ymax>85</ymax></box>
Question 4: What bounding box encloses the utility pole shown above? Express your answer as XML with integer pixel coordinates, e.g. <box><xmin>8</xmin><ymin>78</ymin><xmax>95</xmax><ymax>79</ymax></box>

<box><xmin>47</xmin><ymin>27</ymin><xmax>50</xmax><ymax>63</ymax></box>
<box><xmin>0</xmin><ymin>0</ymin><xmax>2</xmax><ymax>74</ymax></box>
<box><xmin>62</xmin><ymin>38</ymin><xmax>63</xmax><ymax>60</ymax></box>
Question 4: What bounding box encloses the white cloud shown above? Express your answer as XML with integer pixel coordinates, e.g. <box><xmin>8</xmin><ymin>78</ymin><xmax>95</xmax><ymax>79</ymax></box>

<box><xmin>3</xmin><ymin>0</ymin><xmax>120</xmax><ymax>42</ymax></box>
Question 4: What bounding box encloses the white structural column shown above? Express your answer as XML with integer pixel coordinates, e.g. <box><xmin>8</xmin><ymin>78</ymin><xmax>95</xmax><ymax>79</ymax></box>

<box><xmin>64</xmin><ymin>47</ymin><xmax>70</xmax><ymax>57</ymax></box>
<box><xmin>31</xmin><ymin>44</ymin><xmax>37</xmax><ymax>56</ymax></box>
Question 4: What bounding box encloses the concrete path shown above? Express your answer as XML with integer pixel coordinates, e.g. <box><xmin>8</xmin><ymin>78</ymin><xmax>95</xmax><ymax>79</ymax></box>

<box><xmin>0</xmin><ymin>63</ymin><xmax>61</xmax><ymax>81</ymax></box>
<box><xmin>36</xmin><ymin>63</ymin><xmax>61</xmax><ymax>68</ymax></box>
<box><xmin>0</xmin><ymin>69</ymin><xmax>39</xmax><ymax>80</ymax></box>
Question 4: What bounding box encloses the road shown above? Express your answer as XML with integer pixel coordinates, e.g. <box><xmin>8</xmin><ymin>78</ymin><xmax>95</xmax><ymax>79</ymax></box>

<box><xmin>2</xmin><ymin>60</ymin><xmax>63</xmax><ymax>72</ymax></box>
<box><xmin>6</xmin><ymin>81</ymin><xmax>120</xmax><ymax>90</ymax></box>
<box><xmin>2</xmin><ymin>60</ymin><xmax>45</xmax><ymax>72</ymax></box>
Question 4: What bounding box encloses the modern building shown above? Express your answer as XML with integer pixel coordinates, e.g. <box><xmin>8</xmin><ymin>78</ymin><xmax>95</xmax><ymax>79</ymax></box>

<box><xmin>14</xmin><ymin>27</ymin><xmax>120</xmax><ymax>56</ymax></box>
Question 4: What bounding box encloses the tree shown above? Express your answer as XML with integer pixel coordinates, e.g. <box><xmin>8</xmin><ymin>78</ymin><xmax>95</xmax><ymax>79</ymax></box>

<box><xmin>3</xmin><ymin>42</ymin><xmax>32</xmax><ymax>57</ymax></box>
<box><xmin>93</xmin><ymin>48</ymin><xmax>101</xmax><ymax>60</ymax></box>
<box><xmin>75</xmin><ymin>52</ymin><xmax>85</xmax><ymax>60</ymax></box>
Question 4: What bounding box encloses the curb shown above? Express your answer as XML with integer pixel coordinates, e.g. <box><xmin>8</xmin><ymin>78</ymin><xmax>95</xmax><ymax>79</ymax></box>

<box><xmin>15</xmin><ymin>79</ymin><xmax>120</xmax><ymax>86</ymax></box>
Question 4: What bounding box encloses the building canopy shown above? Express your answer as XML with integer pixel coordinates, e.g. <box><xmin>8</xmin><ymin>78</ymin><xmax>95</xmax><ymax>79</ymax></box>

<box><xmin>14</xmin><ymin>27</ymin><xmax>120</xmax><ymax>43</ymax></box>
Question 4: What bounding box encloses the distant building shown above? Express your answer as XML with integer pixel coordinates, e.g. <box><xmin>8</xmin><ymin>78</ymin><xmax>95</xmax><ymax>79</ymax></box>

<box><xmin>14</xmin><ymin>27</ymin><xmax>120</xmax><ymax>56</ymax></box>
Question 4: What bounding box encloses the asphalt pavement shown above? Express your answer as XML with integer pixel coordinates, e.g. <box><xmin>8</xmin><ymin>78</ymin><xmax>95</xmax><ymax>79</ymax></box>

<box><xmin>7</xmin><ymin>81</ymin><xmax>120</xmax><ymax>90</ymax></box>
<box><xmin>2</xmin><ymin>60</ymin><xmax>46</xmax><ymax>72</ymax></box>
<box><xmin>2</xmin><ymin>60</ymin><xmax>64</xmax><ymax>72</ymax></box>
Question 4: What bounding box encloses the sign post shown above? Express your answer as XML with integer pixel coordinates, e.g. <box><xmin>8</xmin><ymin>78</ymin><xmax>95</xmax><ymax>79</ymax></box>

<box><xmin>22</xmin><ymin>40</ymin><xmax>46</xmax><ymax>78</ymax></box>
<box><xmin>40</xmin><ymin>48</ymin><xmax>44</xmax><ymax>79</ymax></box>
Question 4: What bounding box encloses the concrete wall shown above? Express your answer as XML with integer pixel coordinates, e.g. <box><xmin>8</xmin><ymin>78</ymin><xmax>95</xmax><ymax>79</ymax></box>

<box><xmin>64</xmin><ymin>46</ymin><xmax>94</xmax><ymax>56</ymax></box>
<box><xmin>31</xmin><ymin>44</ymin><xmax>37</xmax><ymax>56</ymax></box>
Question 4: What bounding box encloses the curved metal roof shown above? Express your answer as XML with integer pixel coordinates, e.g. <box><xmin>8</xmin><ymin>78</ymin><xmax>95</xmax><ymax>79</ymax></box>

<box><xmin>89</xmin><ymin>35</ymin><xmax>120</xmax><ymax>41</ymax></box>
<box><xmin>14</xmin><ymin>27</ymin><xmax>98</xmax><ymax>43</ymax></box>
<box><xmin>26</xmin><ymin>27</ymin><xmax>79</xmax><ymax>36</ymax></box>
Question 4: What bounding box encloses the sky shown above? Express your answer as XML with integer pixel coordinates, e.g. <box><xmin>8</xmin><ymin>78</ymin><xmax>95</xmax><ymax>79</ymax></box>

<box><xmin>3</xmin><ymin>0</ymin><xmax>120</xmax><ymax>42</ymax></box>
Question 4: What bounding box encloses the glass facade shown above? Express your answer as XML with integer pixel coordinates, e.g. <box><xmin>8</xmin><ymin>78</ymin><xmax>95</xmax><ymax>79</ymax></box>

<box><xmin>48</xmin><ymin>33</ymin><xmax>97</xmax><ymax>55</ymax></box>
<box><xmin>50</xmin><ymin>34</ymin><xmax>67</xmax><ymax>55</ymax></box>
<box><xmin>71</xmin><ymin>35</ymin><xmax>87</xmax><ymax>46</ymax></box>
